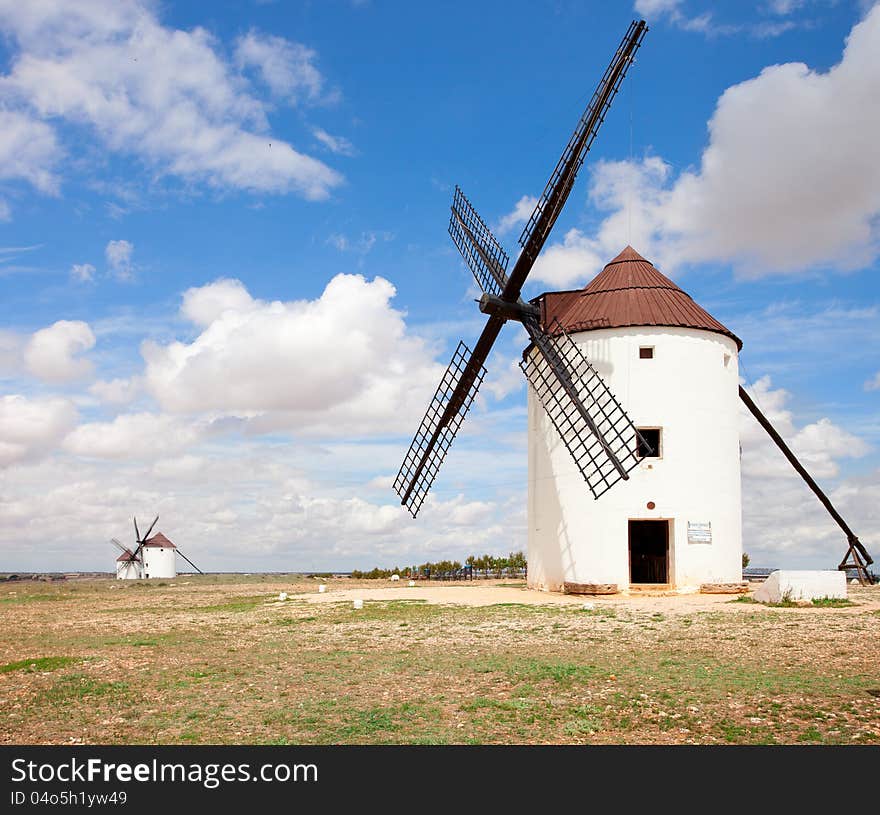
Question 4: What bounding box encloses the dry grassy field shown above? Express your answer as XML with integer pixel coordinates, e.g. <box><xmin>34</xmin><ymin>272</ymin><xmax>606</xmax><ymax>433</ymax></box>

<box><xmin>1</xmin><ymin>575</ymin><xmax>879</xmax><ymax>745</ymax></box>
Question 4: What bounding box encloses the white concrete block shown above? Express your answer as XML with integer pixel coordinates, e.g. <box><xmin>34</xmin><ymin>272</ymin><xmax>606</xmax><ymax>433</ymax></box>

<box><xmin>318</xmin><ymin>584</ymin><xmax>326</xmax><ymax>593</ymax></box>
<box><xmin>353</xmin><ymin>599</ymin><xmax>364</xmax><ymax>609</ymax></box>
<box><xmin>278</xmin><ymin>592</ymin><xmax>288</xmax><ymax>601</ymax></box>
<box><xmin>753</xmin><ymin>570</ymin><xmax>846</xmax><ymax>604</ymax></box>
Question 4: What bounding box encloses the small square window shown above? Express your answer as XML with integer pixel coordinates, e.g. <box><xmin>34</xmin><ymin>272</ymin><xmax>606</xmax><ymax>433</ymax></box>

<box><xmin>639</xmin><ymin>346</ymin><xmax>654</xmax><ymax>359</ymax></box>
<box><xmin>636</xmin><ymin>428</ymin><xmax>661</xmax><ymax>458</ymax></box>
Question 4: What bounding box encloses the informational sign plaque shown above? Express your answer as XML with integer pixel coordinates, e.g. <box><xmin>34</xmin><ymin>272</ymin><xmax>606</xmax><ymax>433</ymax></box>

<box><xmin>687</xmin><ymin>521</ymin><xmax>712</xmax><ymax>544</ymax></box>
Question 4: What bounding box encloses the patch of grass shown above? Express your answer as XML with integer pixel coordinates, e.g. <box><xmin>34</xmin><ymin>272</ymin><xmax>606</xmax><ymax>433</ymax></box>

<box><xmin>0</xmin><ymin>656</ymin><xmax>79</xmax><ymax>674</ymax></box>
<box><xmin>729</xmin><ymin>595</ymin><xmax>757</xmax><ymax>604</ymax></box>
<box><xmin>811</xmin><ymin>598</ymin><xmax>855</xmax><ymax>608</ymax></box>
<box><xmin>38</xmin><ymin>674</ymin><xmax>129</xmax><ymax>704</ymax></box>
<box><xmin>194</xmin><ymin>596</ymin><xmax>266</xmax><ymax>613</ymax></box>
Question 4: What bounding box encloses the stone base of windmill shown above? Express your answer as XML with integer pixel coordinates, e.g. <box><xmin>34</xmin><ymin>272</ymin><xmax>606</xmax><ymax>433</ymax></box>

<box><xmin>699</xmin><ymin>582</ymin><xmax>750</xmax><ymax>594</ymax></box>
<box><xmin>563</xmin><ymin>582</ymin><xmax>619</xmax><ymax>596</ymax></box>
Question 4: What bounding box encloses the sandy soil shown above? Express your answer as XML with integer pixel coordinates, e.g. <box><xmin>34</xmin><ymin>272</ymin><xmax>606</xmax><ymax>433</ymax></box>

<box><xmin>290</xmin><ymin>580</ymin><xmax>880</xmax><ymax>614</ymax></box>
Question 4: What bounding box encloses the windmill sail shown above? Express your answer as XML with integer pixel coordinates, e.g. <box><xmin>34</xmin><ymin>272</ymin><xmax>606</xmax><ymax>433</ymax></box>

<box><xmin>448</xmin><ymin>186</ymin><xmax>510</xmax><ymax>297</ymax></box>
<box><xmin>521</xmin><ymin>321</ymin><xmax>647</xmax><ymax>499</ymax></box>
<box><xmin>518</xmin><ymin>19</ymin><xmax>647</xmax><ymax>261</ymax></box>
<box><xmin>394</xmin><ymin>20</ymin><xmax>648</xmax><ymax>517</ymax></box>
<box><xmin>394</xmin><ymin>341</ymin><xmax>487</xmax><ymax>517</ymax></box>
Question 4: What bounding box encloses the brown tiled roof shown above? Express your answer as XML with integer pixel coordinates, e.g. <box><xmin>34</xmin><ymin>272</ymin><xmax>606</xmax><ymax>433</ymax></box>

<box><xmin>536</xmin><ymin>246</ymin><xmax>742</xmax><ymax>350</ymax></box>
<box><xmin>116</xmin><ymin>549</ymin><xmax>138</xmax><ymax>562</ymax></box>
<box><xmin>142</xmin><ymin>532</ymin><xmax>177</xmax><ymax>549</ymax></box>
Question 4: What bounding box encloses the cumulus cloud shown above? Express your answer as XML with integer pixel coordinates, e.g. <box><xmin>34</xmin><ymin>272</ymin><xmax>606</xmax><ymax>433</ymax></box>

<box><xmin>534</xmin><ymin>7</ymin><xmax>880</xmax><ymax>285</ymax></box>
<box><xmin>0</xmin><ymin>394</ymin><xmax>78</xmax><ymax>467</ymax></box>
<box><xmin>142</xmin><ymin>274</ymin><xmax>444</xmax><ymax>436</ymax></box>
<box><xmin>0</xmin><ymin>1</ymin><xmax>342</xmax><ymax>199</ymax></box>
<box><xmin>105</xmin><ymin>240</ymin><xmax>134</xmax><ymax>280</ymax></box>
<box><xmin>180</xmin><ymin>278</ymin><xmax>255</xmax><ymax>327</ymax></box>
<box><xmin>0</xmin><ymin>109</ymin><xmax>60</xmax><ymax>196</ymax></box>
<box><xmin>496</xmin><ymin>195</ymin><xmax>537</xmax><ymax>235</ymax></box>
<box><xmin>739</xmin><ymin>376</ymin><xmax>874</xmax><ymax>566</ymax></box>
<box><xmin>70</xmin><ymin>263</ymin><xmax>95</xmax><ymax>283</ymax></box>
<box><xmin>235</xmin><ymin>31</ymin><xmax>326</xmax><ymax>104</ymax></box>
<box><xmin>23</xmin><ymin>320</ymin><xmax>96</xmax><ymax>383</ymax></box>
<box><xmin>88</xmin><ymin>376</ymin><xmax>141</xmax><ymax>405</ymax></box>
<box><xmin>62</xmin><ymin>412</ymin><xmax>202</xmax><ymax>460</ymax></box>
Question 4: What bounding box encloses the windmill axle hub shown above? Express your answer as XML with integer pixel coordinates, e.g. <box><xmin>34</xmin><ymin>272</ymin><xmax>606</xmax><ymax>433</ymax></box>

<box><xmin>478</xmin><ymin>293</ymin><xmax>540</xmax><ymax>324</ymax></box>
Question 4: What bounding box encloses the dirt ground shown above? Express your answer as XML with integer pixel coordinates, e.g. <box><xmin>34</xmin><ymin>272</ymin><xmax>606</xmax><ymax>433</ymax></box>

<box><xmin>1</xmin><ymin>574</ymin><xmax>878</xmax><ymax>745</ymax></box>
<box><xmin>293</xmin><ymin>580</ymin><xmax>880</xmax><ymax>613</ymax></box>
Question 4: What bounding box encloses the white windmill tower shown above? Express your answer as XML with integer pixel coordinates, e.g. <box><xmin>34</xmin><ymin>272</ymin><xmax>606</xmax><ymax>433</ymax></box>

<box><xmin>526</xmin><ymin>246</ymin><xmax>744</xmax><ymax>593</ymax></box>
<box><xmin>392</xmin><ymin>20</ymin><xmax>874</xmax><ymax>593</ymax></box>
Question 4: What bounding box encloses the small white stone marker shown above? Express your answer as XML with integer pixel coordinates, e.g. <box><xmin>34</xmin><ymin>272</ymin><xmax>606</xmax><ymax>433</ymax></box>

<box><xmin>753</xmin><ymin>570</ymin><xmax>846</xmax><ymax>604</ymax></box>
<box><xmin>582</xmin><ymin>602</ymin><xmax>595</xmax><ymax>611</ymax></box>
<box><xmin>278</xmin><ymin>592</ymin><xmax>288</xmax><ymax>601</ymax></box>
<box><xmin>408</xmin><ymin>580</ymin><xmax>416</xmax><ymax>587</ymax></box>
<box><xmin>353</xmin><ymin>598</ymin><xmax>364</xmax><ymax>609</ymax></box>
<box><xmin>318</xmin><ymin>584</ymin><xmax>326</xmax><ymax>593</ymax></box>
<box><xmin>390</xmin><ymin>574</ymin><xmax>400</xmax><ymax>582</ymax></box>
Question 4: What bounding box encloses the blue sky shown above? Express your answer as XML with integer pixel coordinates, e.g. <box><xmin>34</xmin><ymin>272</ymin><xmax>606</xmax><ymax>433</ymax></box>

<box><xmin>1</xmin><ymin>0</ymin><xmax>878</xmax><ymax>572</ymax></box>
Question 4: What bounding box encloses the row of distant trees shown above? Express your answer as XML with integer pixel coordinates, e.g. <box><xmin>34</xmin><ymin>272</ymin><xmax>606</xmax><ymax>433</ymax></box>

<box><xmin>351</xmin><ymin>551</ymin><xmax>527</xmax><ymax>580</ymax></box>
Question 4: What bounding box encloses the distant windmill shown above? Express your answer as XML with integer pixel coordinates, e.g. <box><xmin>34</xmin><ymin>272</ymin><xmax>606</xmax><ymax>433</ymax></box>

<box><xmin>393</xmin><ymin>19</ymin><xmax>874</xmax><ymax>591</ymax></box>
<box><xmin>110</xmin><ymin>516</ymin><xmax>203</xmax><ymax>579</ymax></box>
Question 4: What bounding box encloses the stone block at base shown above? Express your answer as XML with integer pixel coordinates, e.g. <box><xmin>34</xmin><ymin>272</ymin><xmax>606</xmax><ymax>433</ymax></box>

<box><xmin>753</xmin><ymin>570</ymin><xmax>846</xmax><ymax>604</ymax></box>
<box><xmin>700</xmin><ymin>582</ymin><xmax>749</xmax><ymax>594</ymax></box>
<box><xmin>563</xmin><ymin>582</ymin><xmax>619</xmax><ymax>595</ymax></box>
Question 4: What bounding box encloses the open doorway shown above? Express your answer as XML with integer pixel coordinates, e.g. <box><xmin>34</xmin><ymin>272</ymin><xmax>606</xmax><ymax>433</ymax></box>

<box><xmin>629</xmin><ymin>520</ymin><xmax>669</xmax><ymax>584</ymax></box>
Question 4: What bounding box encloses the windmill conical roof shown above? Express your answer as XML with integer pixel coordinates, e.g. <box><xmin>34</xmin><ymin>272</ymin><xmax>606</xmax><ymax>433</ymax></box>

<box><xmin>537</xmin><ymin>246</ymin><xmax>742</xmax><ymax>349</ymax></box>
<box><xmin>142</xmin><ymin>532</ymin><xmax>177</xmax><ymax>548</ymax></box>
<box><xmin>116</xmin><ymin>549</ymin><xmax>138</xmax><ymax>562</ymax></box>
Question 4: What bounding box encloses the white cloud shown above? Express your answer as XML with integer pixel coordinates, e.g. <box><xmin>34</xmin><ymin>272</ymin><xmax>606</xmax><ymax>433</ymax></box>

<box><xmin>105</xmin><ymin>240</ymin><xmax>133</xmax><ymax>280</ymax></box>
<box><xmin>0</xmin><ymin>329</ymin><xmax>23</xmax><ymax>375</ymax></box>
<box><xmin>0</xmin><ymin>1</ymin><xmax>342</xmax><ymax>200</ymax></box>
<box><xmin>767</xmin><ymin>0</ymin><xmax>806</xmax><ymax>14</ymax></box>
<box><xmin>142</xmin><ymin>273</ymin><xmax>444</xmax><ymax>436</ymax></box>
<box><xmin>180</xmin><ymin>278</ymin><xmax>255</xmax><ymax>327</ymax></box>
<box><xmin>496</xmin><ymin>195</ymin><xmax>537</xmax><ymax>235</ymax></box>
<box><xmin>865</xmin><ymin>372</ymin><xmax>880</xmax><ymax>391</ymax></box>
<box><xmin>326</xmin><ymin>231</ymin><xmax>392</xmax><ymax>255</ymax></box>
<box><xmin>62</xmin><ymin>412</ymin><xmax>202</xmax><ymax>460</ymax></box>
<box><xmin>235</xmin><ymin>31</ymin><xmax>326</xmax><ymax>104</ymax></box>
<box><xmin>634</xmin><ymin>0</ymin><xmax>716</xmax><ymax>34</ymax></box>
<box><xmin>70</xmin><ymin>262</ymin><xmax>95</xmax><ymax>283</ymax></box>
<box><xmin>0</xmin><ymin>394</ymin><xmax>78</xmax><ymax>467</ymax></box>
<box><xmin>312</xmin><ymin>127</ymin><xmax>356</xmax><ymax>157</ymax></box>
<box><xmin>535</xmin><ymin>8</ymin><xmax>880</xmax><ymax>285</ymax></box>
<box><xmin>24</xmin><ymin>320</ymin><xmax>96</xmax><ymax>383</ymax></box>
<box><xmin>88</xmin><ymin>376</ymin><xmax>141</xmax><ymax>405</ymax></box>
<box><xmin>0</xmin><ymin>199</ymin><xmax>9</xmax><ymax>221</ymax></box>
<box><xmin>740</xmin><ymin>376</ymin><xmax>876</xmax><ymax>567</ymax></box>
<box><xmin>0</xmin><ymin>109</ymin><xmax>59</xmax><ymax>197</ymax></box>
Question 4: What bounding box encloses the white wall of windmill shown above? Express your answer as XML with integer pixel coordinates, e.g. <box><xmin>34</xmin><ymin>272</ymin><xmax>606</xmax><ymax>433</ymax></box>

<box><xmin>141</xmin><ymin>546</ymin><xmax>176</xmax><ymax>579</ymax></box>
<box><xmin>115</xmin><ymin>560</ymin><xmax>141</xmax><ymax>580</ymax></box>
<box><xmin>527</xmin><ymin>326</ymin><xmax>743</xmax><ymax>593</ymax></box>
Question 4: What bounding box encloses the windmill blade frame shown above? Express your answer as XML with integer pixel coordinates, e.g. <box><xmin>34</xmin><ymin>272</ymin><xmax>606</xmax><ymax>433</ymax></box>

<box><xmin>448</xmin><ymin>185</ymin><xmax>510</xmax><ymax>297</ymax></box>
<box><xmin>521</xmin><ymin>319</ymin><xmax>649</xmax><ymax>499</ymax></box>
<box><xmin>141</xmin><ymin>515</ymin><xmax>159</xmax><ymax>543</ymax></box>
<box><xmin>394</xmin><ymin>341</ymin><xmax>487</xmax><ymax>517</ymax></box>
<box><xmin>394</xmin><ymin>21</ymin><xmax>648</xmax><ymax>515</ymax></box>
<box><xmin>518</xmin><ymin>19</ymin><xmax>647</xmax><ymax>259</ymax></box>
